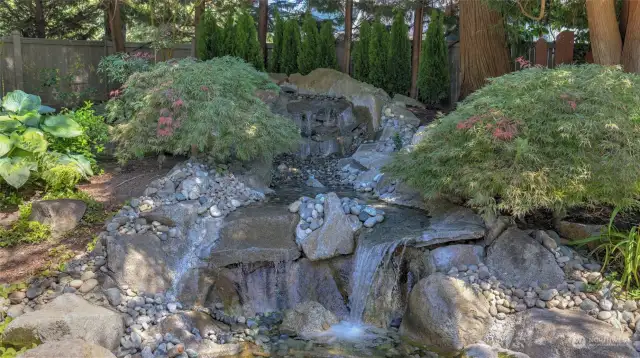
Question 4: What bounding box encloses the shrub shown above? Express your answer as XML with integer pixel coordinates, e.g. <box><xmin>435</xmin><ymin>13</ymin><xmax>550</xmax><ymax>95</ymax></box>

<box><xmin>418</xmin><ymin>11</ymin><xmax>449</xmax><ymax>104</ymax></box>
<box><xmin>387</xmin><ymin>11</ymin><xmax>411</xmax><ymax>95</ymax></box>
<box><xmin>353</xmin><ymin>20</ymin><xmax>371</xmax><ymax>82</ymax></box>
<box><xmin>269</xmin><ymin>10</ymin><xmax>285</xmax><ymax>72</ymax></box>
<box><xmin>222</xmin><ymin>12</ymin><xmax>236</xmax><ymax>56</ymax></box>
<box><xmin>368</xmin><ymin>17</ymin><xmax>389</xmax><ymax>90</ymax></box>
<box><xmin>196</xmin><ymin>10</ymin><xmax>223</xmax><ymax>60</ymax></box>
<box><xmin>318</xmin><ymin>21</ymin><xmax>338</xmax><ymax>69</ymax></box>
<box><xmin>298</xmin><ymin>13</ymin><xmax>319</xmax><ymax>75</ymax></box>
<box><xmin>281</xmin><ymin>19</ymin><xmax>301</xmax><ymax>75</ymax></box>
<box><xmin>0</xmin><ymin>90</ymin><xmax>91</xmax><ymax>189</ymax></box>
<box><xmin>234</xmin><ymin>12</ymin><xmax>264</xmax><ymax>70</ymax></box>
<box><xmin>0</xmin><ymin>203</ymin><xmax>50</xmax><ymax>247</ymax></box>
<box><xmin>386</xmin><ymin>65</ymin><xmax>640</xmax><ymax>217</ymax></box>
<box><xmin>97</xmin><ymin>52</ymin><xmax>153</xmax><ymax>85</ymax></box>
<box><xmin>48</xmin><ymin>101</ymin><xmax>110</xmax><ymax>171</ymax></box>
<box><xmin>110</xmin><ymin>57</ymin><xmax>300</xmax><ymax>163</ymax></box>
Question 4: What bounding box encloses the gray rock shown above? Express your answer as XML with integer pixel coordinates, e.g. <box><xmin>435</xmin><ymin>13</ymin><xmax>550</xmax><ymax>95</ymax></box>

<box><xmin>599</xmin><ymin>299</ymin><xmax>613</xmax><ymax>311</ymax></box>
<box><xmin>78</xmin><ymin>279</ymin><xmax>98</xmax><ymax>293</ymax></box>
<box><xmin>485</xmin><ymin>228</ymin><xmax>565</xmax><ymax>288</ymax></box>
<box><xmin>539</xmin><ymin>289</ymin><xmax>558</xmax><ymax>301</ymax></box>
<box><xmin>104</xmin><ymin>287</ymin><xmax>122</xmax><ymax>306</ymax></box>
<box><xmin>280</xmin><ymin>301</ymin><xmax>338</xmax><ymax>339</ymax></box>
<box><xmin>29</xmin><ymin>199</ymin><xmax>87</xmax><ymax>238</ymax></box>
<box><xmin>2</xmin><ymin>294</ymin><xmax>123</xmax><ymax>350</ymax></box>
<box><xmin>363</xmin><ymin>217</ymin><xmax>377</xmax><ymax>228</ymax></box>
<box><xmin>288</xmin><ymin>201</ymin><xmax>302</xmax><ymax>213</ymax></box>
<box><xmin>430</xmin><ymin>245</ymin><xmax>485</xmax><ymax>272</ymax></box>
<box><xmin>400</xmin><ymin>273</ymin><xmax>491</xmax><ymax>354</ymax></box>
<box><xmin>17</xmin><ymin>339</ymin><xmax>117</xmax><ymax>358</ymax></box>
<box><xmin>534</xmin><ymin>230</ymin><xmax>558</xmax><ymax>250</ymax></box>
<box><xmin>415</xmin><ymin>200</ymin><xmax>485</xmax><ymax>247</ymax></box>
<box><xmin>484</xmin><ymin>308</ymin><xmax>639</xmax><ymax>358</ymax></box>
<box><xmin>305</xmin><ymin>177</ymin><xmax>325</xmax><ymax>188</ymax></box>
<box><xmin>464</xmin><ymin>343</ymin><xmax>530</xmax><ymax>358</ymax></box>
<box><xmin>297</xmin><ymin>193</ymin><xmax>354</xmax><ymax>261</ymax></box>
<box><xmin>8</xmin><ymin>291</ymin><xmax>25</xmax><ymax>304</ymax></box>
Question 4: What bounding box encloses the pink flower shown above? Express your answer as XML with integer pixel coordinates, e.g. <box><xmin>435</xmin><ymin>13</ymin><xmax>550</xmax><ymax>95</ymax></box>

<box><xmin>201</xmin><ymin>85</ymin><xmax>209</xmax><ymax>92</ymax></box>
<box><xmin>568</xmin><ymin>100</ymin><xmax>577</xmax><ymax>110</ymax></box>
<box><xmin>172</xmin><ymin>98</ymin><xmax>184</xmax><ymax>108</ymax></box>
<box><xmin>157</xmin><ymin>116</ymin><xmax>174</xmax><ymax>137</ymax></box>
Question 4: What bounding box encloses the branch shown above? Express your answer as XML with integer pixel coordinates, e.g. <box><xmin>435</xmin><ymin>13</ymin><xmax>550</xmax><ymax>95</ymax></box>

<box><xmin>516</xmin><ymin>0</ymin><xmax>546</xmax><ymax>21</ymax></box>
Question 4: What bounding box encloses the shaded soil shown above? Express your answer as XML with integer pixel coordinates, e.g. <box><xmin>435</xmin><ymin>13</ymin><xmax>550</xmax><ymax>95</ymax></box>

<box><xmin>0</xmin><ymin>156</ymin><xmax>185</xmax><ymax>284</ymax></box>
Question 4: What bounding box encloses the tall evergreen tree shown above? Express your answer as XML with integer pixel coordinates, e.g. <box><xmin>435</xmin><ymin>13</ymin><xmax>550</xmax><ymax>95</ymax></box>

<box><xmin>269</xmin><ymin>10</ymin><xmax>285</xmax><ymax>72</ymax></box>
<box><xmin>222</xmin><ymin>12</ymin><xmax>236</xmax><ymax>56</ymax></box>
<box><xmin>387</xmin><ymin>11</ymin><xmax>411</xmax><ymax>95</ymax></box>
<box><xmin>298</xmin><ymin>12</ymin><xmax>320</xmax><ymax>75</ymax></box>
<box><xmin>353</xmin><ymin>20</ymin><xmax>371</xmax><ymax>82</ymax></box>
<box><xmin>234</xmin><ymin>12</ymin><xmax>264</xmax><ymax>70</ymax></box>
<box><xmin>368</xmin><ymin>17</ymin><xmax>389</xmax><ymax>90</ymax></box>
<box><xmin>318</xmin><ymin>21</ymin><xmax>338</xmax><ymax>69</ymax></box>
<box><xmin>418</xmin><ymin>11</ymin><xmax>449</xmax><ymax>104</ymax></box>
<box><xmin>196</xmin><ymin>10</ymin><xmax>222</xmax><ymax>60</ymax></box>
<box><xmin>281</xmin><ymin>19</ymin><xmax>301</xmax><ymax>75</ymax></box>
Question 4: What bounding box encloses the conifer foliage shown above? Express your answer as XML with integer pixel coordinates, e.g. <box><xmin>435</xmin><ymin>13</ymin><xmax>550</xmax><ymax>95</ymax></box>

<box><xmin>418</xmin><ymin>11</ymin><xmax>449</xmax><ymax>104</ymax></box>
<box><xmin>353</xmin><ymin>20</ymin><xmax>371</xmax><ymax>82</ymax></box>
<box><xmin>281</xmin><ymin>19</ymin><xmax>301</xmax><ymax>75</ymax></box>
<box><xmin>387</xmin><ymin>11</ymin><xmax>411</xmax><ymax>95</ymax></box>
<box><xmin>318</xmin><ymin>21</ymin><xmax>338</xmax><ymax>69</ymax></box>
<box><xmin>368</xmin><ymin>17</ymin><xmax>389</xmax><ymax>90</ymax></box>
<box><xmin>234</xmin><ymin>12</ymin><xmax>264</xmax><ymax>70</ymax></box>
<box><xmin>222</xmin><ymin>12</ymin><xmax>236</xmax><ymax>57</ymax></box>
<box><xmin>196</xmin><ymin>10</ymin><xmax>222</xmax><ymax>60</ymax></box>
<box><xmin>298</xmin><ymin>13</ymin><xmax>319</xmax><ymax>75</ymax></box>
<box><xmin>269</xmin><ymin>10</ymin><xmax>285</xmax><ymax>72</ymax></box>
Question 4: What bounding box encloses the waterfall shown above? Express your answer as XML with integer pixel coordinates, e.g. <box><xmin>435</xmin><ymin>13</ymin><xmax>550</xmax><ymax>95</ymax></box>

<box><xmin>348</xmin><ymin>238</ymin><xmax>408</xmax><ymax>323</ymax></box>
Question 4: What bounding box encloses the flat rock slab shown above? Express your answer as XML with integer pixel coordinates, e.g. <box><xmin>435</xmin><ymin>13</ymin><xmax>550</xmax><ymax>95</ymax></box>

<box><xmin>2</xmin><ymin>294</ymin><xmax>123</xmax><ymax>350</ymax></box>
<box><xmin>414</xmin><ymin>200</ymin><xmax>485</xmax><ymax>247</ymax></box>
<box><xmin>17</xmin><ymin>339</ymin><xmax>116</xmax><ymax>358</ymax></box>
<box><xmin>485</xmin><ymin>228</ymin><xmax>565</xmax><ymax>288</ymax></box>
<box><xmin>210</xmin><ymin>204</ymin><xmax>300</xmax><ymax>266</ymax></box>
<box><xmin>431</xmin><ymin>244</ymin><xmax>485</xmax><ymax>272</ymax></box>
<box><xmin>29</xmin><ymin>199</ymin><xmax>87</xmax><ymax>238</ymax></box>
<box><xmin>484</xmin><ymin>308</ymin><xmax>639</xmax><ymax>358</ymax></box>
<box><xmin>351</xmin><ymin>143</ymin><xmax>392</xmax><ymax>170</ymax></box>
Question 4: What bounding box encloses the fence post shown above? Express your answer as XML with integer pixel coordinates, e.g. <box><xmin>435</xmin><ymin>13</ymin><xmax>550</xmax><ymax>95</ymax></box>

<box><xmin>11</xmin><ymin>31</ymin><xmax>23</xmax><ymax>90</ymax></box>
<box><xmin>534</xmin><ymin>38</ymin><xmax>548</xmax><ymax>67</ymax></box>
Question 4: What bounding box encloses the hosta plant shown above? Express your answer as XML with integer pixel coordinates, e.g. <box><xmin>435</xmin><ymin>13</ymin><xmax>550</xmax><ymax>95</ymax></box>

<box><xmin>0</xmin><ymin>90</ymin><xmax>91</xmax><ymax>189</ymax></box>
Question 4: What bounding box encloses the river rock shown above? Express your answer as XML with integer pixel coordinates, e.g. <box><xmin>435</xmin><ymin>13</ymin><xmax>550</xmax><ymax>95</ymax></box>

<box><xmin>280</xmin><ymin>301</ymin><xmax>339</xmax><ymax>339</ymax></box>
<box><xmin>297</xmin><ymin>193</ymin><xmax>354</xmax><ymax>261</ymax></box>
<box><xmin>485</xmin><ymin>228</ymin><xmax>565</xmax><ymax>288</ymax></box>
<box><xmin>431</xmin><ymin>245</ymin><xmax>485</xmax><ymax>272</ymax></box>
<box><xmin>29</xmin><ymin>199</ymin><xmax>87</xmax><ymax>238</ymax></box>
<box><xmin>484</xmin><ymin>308</ymin><xmax>639</xmax><ymax>358</ymax></box>
<box><xmin>17</xmin><ymin>339</ymin><xmax>117</xmax><ymax>358</ymax></box>
<box><xmin>2</xmin><ymin>294</ymin><xmax>123</xmax><ymax>350</ymax></box>
<box><xmin>400</xmin><ymin>273</ymin><xmax>491</xmax><ymax>354</ymax></box>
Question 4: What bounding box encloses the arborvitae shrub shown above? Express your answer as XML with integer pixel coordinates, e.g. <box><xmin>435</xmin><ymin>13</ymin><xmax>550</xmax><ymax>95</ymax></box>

<box><xmin>318</xmin><ymin>21</ymin><xmax>338</xmax><ymax>69</ymax></box>
<box><xmin>387</xmin><ymin>11</ymin><xmax>411</xmax><ymax>95</ymax></box>
<box><xmin>281</xmin><ymin>19</ymin><xmax>301</xmax><ymax>75</ymax></box>
<box><xmin>110</xmin><ymin>57</ymin><xmax>299</xmax><ymax>163</ymax></box>
<box><xmin>222</xmin><ymin>12</ymin><xmax>236</xmax><ymax>56</ymax></box>
<box><xmin>368</xmin><ymin>17</ymin><xmax>389</xmax><ymax>90</ymax></box>
<box><xmin>196</xmin><ymin>10</ymin><xmax>222</xmax><ymax>60</ymax></box>
<box><xmin>353</xmin><ymin>20</ymin><xmax>371</xmax><ymax>82</ymax></box>
<box><xmin>418</xmin><ymin>10</ymin><xmax>449</xmax><ymax>104</ymax></box>
<box><xmin>269</xmin><ymin>10</ymin><xmax>285</xmax><ymax>72</ymax></box>
<box><xmin>386</xmin><ymin>65</ymin><xmax>640</xmax><ymax>216</ymax></box>
<box><xmin>298</xmin><ymin>13</ymin><xmax>319</xmax><ymax>75</ymax></box>
<box><xmin>234</xmin><ymin>12</ymin><xmax>264</xmax><ymax>70</ymax></box>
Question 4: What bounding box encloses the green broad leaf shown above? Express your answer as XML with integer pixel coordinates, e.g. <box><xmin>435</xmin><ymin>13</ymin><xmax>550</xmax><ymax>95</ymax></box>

<box><xmin>13</xmin><ymin>128</ymin><xmax>47</xmax><ymax>153</ymax></box>
<box><xmin>58</xmin><ymin>153</ymin><xmax>94</xmax><ymax>178</ymax></box>
<box><xmin>41</xmin><ymin>115</ymin><xmax>83</xmax><ymax>138</ymax></box>
<box><xmin>0</xmin><ymin>133</ymin><xmax>13</xmax><ymax>157</ymax></box>
<box><xmin>38</xmin><ymin>105</ymin><xmax>56</xmax><ymax>114</ymax></box>
<box><xmin>17</xmin><ymin>111</ymin><xmax>41</xmax><ymax>127</ymax></box>
<box><xmin>2</xmin><ymin>90</ymin><xmax>41</xmax><ymax>114</ymax></box>
<box><xmin>0</xmin><ymin>157</ymin><xmax>36</xmax><ymax>188</ymax></box>
<box><xmin>0</xmin><ymin>116</ymin><xmax>21</xmax><ymax>133</ymax></box>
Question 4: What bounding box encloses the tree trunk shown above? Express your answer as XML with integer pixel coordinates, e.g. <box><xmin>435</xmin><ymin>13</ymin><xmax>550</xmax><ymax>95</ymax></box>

<box><xmin>258</xmin><ymin>0</ymin><xmax>268</xmax><ymax>67</ymax></box>
<box><xmin>620</xmin><ymin>0</ymin><xmax>630</xmax><ymax>41</ymax></box>
<box><xmin>194</xmin><ymin>0</ymin><xmax>206</xmax><ymax>57</ymax></box>
<box><xmin>410</xmin><ymin>6</ymin><xmax>424</xmax><ymax>99</ymax></box>
<box><xmin>459</xmin><ymin>0</ymin><xmax>510</xmax><ymax>98</ymax></box>
<box><xmin>107</xmin><ymin>0</ymin><xmax>125</xmax><ymax>53</ymax></box>
<box><xmin>586</xmin><ymin>0</ymin><xmax>621</xmax><ymax>65</ymax></box>
<box><xmin>34</xmin><ymin>0</ymin><xmax>45</xmax><ymax>38</ymax></box>
<box><xmin>622</xmin><ymin>0</ymin><xmax>640</xmax><ymax>72</ymax></box>
<box><xmin>343</xmin><ymin>0</ymin><xmax>353</xmax><ymax>74</ymax></box>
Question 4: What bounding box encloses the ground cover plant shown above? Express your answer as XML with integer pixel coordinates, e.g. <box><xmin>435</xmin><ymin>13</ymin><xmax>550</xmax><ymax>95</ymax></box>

<box><xmin>109</xmin><ymin>57</ymin><xmax>300</xmax><ymax>163</ymax></box>
<box><xmin>387</xmin><ymin>65</ymin><xmax>640</xmax><ymax>217</ymax></box>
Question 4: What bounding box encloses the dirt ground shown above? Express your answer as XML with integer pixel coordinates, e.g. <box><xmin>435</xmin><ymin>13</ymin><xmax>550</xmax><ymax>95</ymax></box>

<box><xmin>0</xmin><ymin>156</ymin><xmax>184</xmax><ymax>284</ymax></box>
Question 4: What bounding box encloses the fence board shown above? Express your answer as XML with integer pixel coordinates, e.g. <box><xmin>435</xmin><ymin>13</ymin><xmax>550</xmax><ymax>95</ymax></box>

<box><xmin>534</xmin><ymin>38</ymin><xmax>548</xmax><ymax>67</ymax></box>
<box><xmin>555</xmin><ymin>31</ymin><xmax>574</xmax><ymax>66</ymax></box>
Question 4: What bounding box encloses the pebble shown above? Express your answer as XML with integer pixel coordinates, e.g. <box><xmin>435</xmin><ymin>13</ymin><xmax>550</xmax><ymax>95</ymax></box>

<box><xmin>363</xmin><ymin>217</ymin><xmax>377</xmax><ymax>228</ymax></box>
<box><xmin>69</xmin><ymin>280</ymin><xmax>84</xmax><ymax>289</ymax></box>
<box><xmin>598</xmin><ymin>311</ymin><xmax>613</xmax><ymax>320</ymax></box>
<box><xmin>209</xmin><ymin>205</ymin><xmax>223</xmax><ymax>217</ymax></box>
<box><xmin>600</xmin><ymin>299</ymin><xmax>613</xmax><ymax>311</ymax></box>
<box><xmin>167</xmin><ymin>303</ymin><xmax>178</xmax><ymax>313</ymax></box>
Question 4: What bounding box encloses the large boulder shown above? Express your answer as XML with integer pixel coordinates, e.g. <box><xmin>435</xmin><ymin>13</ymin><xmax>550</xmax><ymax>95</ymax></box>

<box><xmin>29</xmin><ymin>199</ymin><xmax>87</xmax><ymax>238</ymax></box>
<box><xmin>431</xmin><ymin>245</ymin><xmax>485</xmax><ymax>272</ymax></box>
<box><xmin>485</xmin><ymin>228</ymin><xmax>565</xmax><ymax>288</ymax></box>
<box><xmin>287</xmin><ymin>69</ymin><xmax>390</xmax><ymax>130</ymax></box>
<box><xmin>280</xmin><ymin>301</ymin><xmax>339</xmax><ymax>339</ymax></box>
<box><xmin>463</xmin><ymin>343</ymin><xmax>530</xmax><ymax>358</ymax></box>
<box><xmin>484</xmin><ymin>309</ymin><xmax>639</xmax><ymax>358</ymax></box>
<box><xmin>297</xmin><ymin>193</ymin><xmax>354</xmax><ymax>261</ymax></box>
<box><xmin>17</xmin><ymin>339</ymin><xmax>116</xmax><ymax>358</ymax></box>
<box><xmin>2</xmin><ymin>294</ymin><xmax>123</xmax><ymax>350</ymax></box>
<box><xmin>351</xmin><ymin>143</ymin><xmax>392</xmax><ymax>170</ymax></box>
<box><xmin>399</xmin><ymin>273</ymin><xmax>492</xmax><ymax>354</ymax></box>
<box><xmin>392</xmin><ymin>93</ymin><xmax>425</xmax><ymax>109</ymax></box>
<box><xmin>210</xmin><ymin>204</ymin><xmax>300</xmax><ymax>266</ymax></box>
<box><xmin>415</xmin><ymin>200</ymin><xmax>485</xmax><ymax>247</ymax></box>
